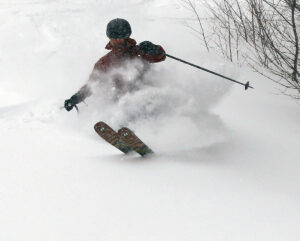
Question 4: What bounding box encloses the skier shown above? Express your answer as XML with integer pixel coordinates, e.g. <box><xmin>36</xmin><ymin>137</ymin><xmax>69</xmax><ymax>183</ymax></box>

<box><xmin>64</xmin><ymin>18</ymin><xmax>166</xmax><ymax>112</ymax></box>
<box><xmin>63</xmin><ymin>18</ymin><xmax>166</xmax><ymax>156</ymax></box>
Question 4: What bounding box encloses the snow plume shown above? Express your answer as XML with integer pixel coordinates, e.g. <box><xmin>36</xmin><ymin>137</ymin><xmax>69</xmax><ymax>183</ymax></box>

<box><xmin>79</xmin><ymin>58</ymin><xmax>173</xmax><ymax>125</ymax></box>
<box><xmin>77</xmin><ymin>56</ymin><xmax>233</xmax><ymax>153</ymax></box>
<box><xmin>0</xmin><ymin>0</ymin><xmax>233</xmax><ymax>153</ymax></box>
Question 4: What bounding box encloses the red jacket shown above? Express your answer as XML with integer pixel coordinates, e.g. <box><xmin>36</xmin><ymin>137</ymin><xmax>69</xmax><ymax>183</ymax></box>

<box><xmin>76</xmin><ymin>38</ymin><xmax>166</xmax><ymax>100</ymax></box>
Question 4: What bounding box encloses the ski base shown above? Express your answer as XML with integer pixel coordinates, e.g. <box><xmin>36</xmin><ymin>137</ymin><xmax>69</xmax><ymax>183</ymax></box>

<box><xmin>118</xmin><ymin>127</ymin><xmax>154</xmax><ymax>157</ymax></box>
<box><xmin>94</xmin><ymin>122</ymin><xmax>132</xmax><ymax>154</ymax></box>
<box><xmin>94</xmin><ymin>121</ymin><xmax>153</xmax><ymax>157</ymax></box>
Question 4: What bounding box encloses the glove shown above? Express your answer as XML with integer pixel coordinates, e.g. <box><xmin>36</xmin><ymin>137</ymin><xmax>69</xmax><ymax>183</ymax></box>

<box><xmin>139</xmin><ymin>41</ymin><xmax>161</xmax><ymax>56</ymax></box>
<box><xmin>64</xmin><ymin>93</ymin><xmax>83</xmax><ymax>112</ymax></box>
<box><xmin>64</xmin><ymin>98</ymin><xmax>76</xmax><ymax>111</ymax></box>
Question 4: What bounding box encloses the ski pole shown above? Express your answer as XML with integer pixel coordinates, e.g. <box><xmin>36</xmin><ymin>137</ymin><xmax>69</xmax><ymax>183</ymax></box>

<box><xmin>164</xmin><ymin>53</ymin><xmax>253</xmax><ymax>90</ymax></box>
<box><xmin>74</xmin><ymin>104</ymin><xmax>79</xmax><ymax>112</ymax></box>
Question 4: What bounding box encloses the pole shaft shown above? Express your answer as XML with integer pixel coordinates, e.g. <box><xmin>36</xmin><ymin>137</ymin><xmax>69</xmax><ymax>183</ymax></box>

<box><xmin>165</xmin><ymin>53</ymin><xmax>253</xmax><ymax>89</ymax></box>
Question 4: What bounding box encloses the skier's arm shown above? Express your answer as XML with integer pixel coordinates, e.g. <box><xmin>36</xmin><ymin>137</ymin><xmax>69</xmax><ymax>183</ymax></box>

<box><xmin>64</xmin><ymin>73</ymin><xmax>95</xmax><ymax>111</ymax></box>
<box><xmin>64</xmin><ymin>57</ymin><xmax>109</xmax><ymax>111</ymax></box>
<box><xmin>138</xmin><ymin>41</ymin><xmax>166</xmax><ymax>63</ymax></box>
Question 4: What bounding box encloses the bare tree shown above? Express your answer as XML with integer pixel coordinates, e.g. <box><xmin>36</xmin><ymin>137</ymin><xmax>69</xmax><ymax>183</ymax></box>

<box><xmin>182</xmin><ymin>0</ymin><xmax>300</xmax><ymax>98</ymax></box>
<box><xmin>180</xmin><ymin>0</ymin><xmax>211</xmax><ymax>51</ymax></box>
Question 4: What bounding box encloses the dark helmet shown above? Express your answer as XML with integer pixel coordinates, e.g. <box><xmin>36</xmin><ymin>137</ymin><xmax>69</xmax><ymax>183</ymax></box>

<box><xmin>106</xmin><ymin>18</ymin><xmax>132</xmax><ymax>39</ymax></box>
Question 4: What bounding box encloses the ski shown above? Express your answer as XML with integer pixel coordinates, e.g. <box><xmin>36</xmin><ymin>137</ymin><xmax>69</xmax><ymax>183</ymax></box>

<box><xmin>118</xmin><ymin>127</ymin><xmax>153</xmax><ymax>157</ymax></box>
<box><xmin>94</xmin><ymin>121</ymin><xmax>132</xmax><ymax>154</ymax></box>
<box><xmin>94</xmin><ymin>121</ymin><xmax>153</xmax><ymax>157</ymax></box>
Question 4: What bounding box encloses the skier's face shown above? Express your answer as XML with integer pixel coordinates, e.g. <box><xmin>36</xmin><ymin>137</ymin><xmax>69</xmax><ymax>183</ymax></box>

<box><xmin>110</xmin><ymin>38</ymin><xmax>126</xmax><ymax>46</ymax></box>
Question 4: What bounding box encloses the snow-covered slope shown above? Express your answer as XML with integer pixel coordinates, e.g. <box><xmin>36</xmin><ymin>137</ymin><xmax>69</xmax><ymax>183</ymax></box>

<box><xmin>0</xmin><ymin>1</ymin><xmax>299</xmax><ymax>241</ymax></box>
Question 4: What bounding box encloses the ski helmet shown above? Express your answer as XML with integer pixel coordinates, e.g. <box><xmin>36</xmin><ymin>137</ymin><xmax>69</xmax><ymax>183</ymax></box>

<box><xmin>106</xmin><ymin>18</ymin><xmax>132</xmax><ymax>39</ymax></box>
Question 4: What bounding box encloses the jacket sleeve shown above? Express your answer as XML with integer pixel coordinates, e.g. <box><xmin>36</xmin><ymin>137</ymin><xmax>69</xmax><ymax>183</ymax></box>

<box><xmin>73</xmin><ymin>53</ymin><xmax>111</xmax><ymax>101</ymax></box>
<box><xmin>74</xmin><ymin>83</ymin><xmax>92</xmax><ymax>102</ymax></box>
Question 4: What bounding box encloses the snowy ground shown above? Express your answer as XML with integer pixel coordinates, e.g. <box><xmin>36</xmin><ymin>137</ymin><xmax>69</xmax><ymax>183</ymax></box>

<box><xmin>0</xmin><ymin>1</ymin><xmax>300</xmax><ymax>241</ymax></box>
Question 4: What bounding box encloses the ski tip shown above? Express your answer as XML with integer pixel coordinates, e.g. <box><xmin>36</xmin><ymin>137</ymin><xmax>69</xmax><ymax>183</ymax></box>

<box><xmin>94</xmin><ymin>121</ymin><xmax>106</xmax><ymax>131</ymax></box>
